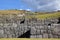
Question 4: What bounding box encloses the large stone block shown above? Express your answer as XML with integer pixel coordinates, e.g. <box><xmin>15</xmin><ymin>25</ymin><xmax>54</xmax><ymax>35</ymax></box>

<box><xmin>50</xmin><ymin>19</ymin><xmax>58</xmax><ymax>24</ymax></box>
<box><xmin>43</xmin><ymin>33</ymin><xmax>48</xmax><ymax>38</ymax></box>
<box><xmin>7</xmin><ymin>34</ymin><xmax>12</xmax><ymax>38</ymax></box>
<box><xmin>12</xmin><ymin>23</ymin><xmax>17</xmax><ymax>27</ymax></box>
<box><xmin>36</xmin><ymin>35</ymin><xmax>42</xmax><ymax>38</ymax></box>
<box><xmin>3</xmin><ymin>34</ymin><xmax>8</xmax><ymax>38</ymax></box>
<box><xmin>0</xmin><ymin>30</ymin><xmax>4</xmax><ymax>38</ymax></box>
<box><xmin>48</xmin><ymin>30</ymin><xmax>52</xmax><ymax>34</ymax></box>
<box><xmin>40</xmin><ymin>29</ymin><xmax>47</xmax><ymax>34</ymax></box>
<box><xmin>31</xmin><ymin>27</ymin><xmax>36</xmax><ymax>35</ymax></box>
<box><xmin>53</xmin><ymin>35</ymin><xmax>58</xmax><ymax>38</ymax></box>
<box><xmin>48</xmin><ymin>26</ymin><xmax>51</xmax><ymax>30</ymax></box>
<box><xmin>12</xmin><ymin>34</ymin><xmax>16</xmax><ymax>38</ymax></box>
<box><xmin>48</xmin><ymin>34</ymin><xmax>53</xmax><ymax>38</ymax></box>
<box><xmin>30</xmin><ymin>35</ymin><xmax>37</xmax><ymax>38</ymax></box>
<box><xmin>3</xmin><ymin>23</ymin><xmax>12</xmax><ymax>27</ymax></box>
<box><xmin>51</xmin><ymin>24</ymin><xmax>60</xmax><ymax>35</ymax></box>
<box><xmin>36</xmin><ymin>30</ymin><xmax>41</xmax><ymax>35</ymax></box>
<box><xmin>35</xmin><ymin>26</ymin><xmax>41</xmax><ymax>30</ymax></box>
<box><xmin>0</xmin><ymin>23</ymin><xmax>3</xmax><ymax>27</ymax></box>
<box><xmin>44</xmin><ymin>25</ymin><xmax>48</xmax><ymax>29</ymax></box>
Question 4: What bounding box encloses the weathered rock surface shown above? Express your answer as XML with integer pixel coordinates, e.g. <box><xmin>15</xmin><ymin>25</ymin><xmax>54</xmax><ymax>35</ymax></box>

<box><xmin>0</xmin><ymin>14</ymin><xmax>60</xmax><ymax>38</ymax></box>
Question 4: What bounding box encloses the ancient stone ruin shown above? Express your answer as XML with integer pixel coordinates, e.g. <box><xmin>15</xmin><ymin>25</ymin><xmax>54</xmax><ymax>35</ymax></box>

<box><xmin>0</xmin><ymin>14</ymin><xmax>60</xmax><ymax>38</ymax></box>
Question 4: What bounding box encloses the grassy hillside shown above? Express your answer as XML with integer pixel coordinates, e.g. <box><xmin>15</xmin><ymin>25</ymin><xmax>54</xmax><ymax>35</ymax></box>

<box><xmin>33</xmin><ymin>12</ymin><xmax>60</xmax><ymax>19</ymax></box>
<box><xmin>0</xmin><ymin>10</ymin><xmax>60</xmax><ymax>20</ymax></box>
<box><xmin>25</xmin><ymin>11</ymin><xmax>60</xmax><ymax>20</ymax></box>
<box><xmin>0</xmin><ymin>10</ymin><xmax>26</xmax><ymax>14</ymax></box>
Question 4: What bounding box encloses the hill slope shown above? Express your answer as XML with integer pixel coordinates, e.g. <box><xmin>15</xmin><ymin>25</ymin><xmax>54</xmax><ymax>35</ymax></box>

<box><xmin>0</xmin><ymin>10</ymin><xmax>60</xmax><ymax>20</ymax></box>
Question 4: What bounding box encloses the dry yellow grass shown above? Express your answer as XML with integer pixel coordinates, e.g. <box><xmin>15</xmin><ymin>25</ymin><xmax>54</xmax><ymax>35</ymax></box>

<box><xmin>0</xmin><ymin>10</ymin><xmax>60</xmax><ymax>20</ymax></box>
<box><xmin>0</xmin><ymin>10</ymin><xmax>26</xmax><ymax>14</ymax></box>
<box><xmin>0</xmin><ymin>38</ymin><xmax>60</xmax><ymax>40</ymax></box>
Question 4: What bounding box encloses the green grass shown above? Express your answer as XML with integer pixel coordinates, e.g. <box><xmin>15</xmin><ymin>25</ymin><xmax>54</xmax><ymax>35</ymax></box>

<box><xmin>0</xmin><ymin>10</ymin><xmax>60</xmax><ymax>20</ymax></box>
<box><xmin>26</xmin><ymin>12</ymin><xmax>60</xmax><ymax>20</ymax></box>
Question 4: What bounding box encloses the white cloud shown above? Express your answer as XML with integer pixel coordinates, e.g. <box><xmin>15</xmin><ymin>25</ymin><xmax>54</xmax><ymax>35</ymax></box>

<box><xmin>55</xmin><ymin>0</ymin><xmax>60</xmax><ymax>10</ymax></box>
<box><xmin>26</xmin><ymin>9</ymin><xmax>31</xmax><ymax>11</ymax></box>
<box><xmin>19</xmin><ymin>9</ymin><xmax>23</xmax><ymax>10</ymax></box>
<box><xmin>21</xmin><ymin>0</ymin><xmax>60</xmax><ymax>12</ymax></box>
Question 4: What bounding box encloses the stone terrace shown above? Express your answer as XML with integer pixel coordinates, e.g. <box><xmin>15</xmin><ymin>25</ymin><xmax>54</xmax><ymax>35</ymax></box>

<box><xmin>0</xmin><ymin>14</ymin><xmax>60</xmax><ymax>38</ymax></box>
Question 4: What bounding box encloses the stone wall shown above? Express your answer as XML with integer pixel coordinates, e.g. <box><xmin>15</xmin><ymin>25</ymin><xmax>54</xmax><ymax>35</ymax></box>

<box><xmin>0</xmin><ymin>14</ymin><xmax>60</xmax><ymax>38</ymax></box>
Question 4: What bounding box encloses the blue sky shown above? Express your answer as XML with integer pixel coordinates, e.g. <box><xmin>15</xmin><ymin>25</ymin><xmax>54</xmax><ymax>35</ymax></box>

<box><xmin>0</xmin><ymin>0</ymin><xmax>60</xmax><ymax>12</ymax></box>
<box><xmin>0</xmin><ymin>0</ymin><xmax>29</xmax><ymax>10</ymax></box>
